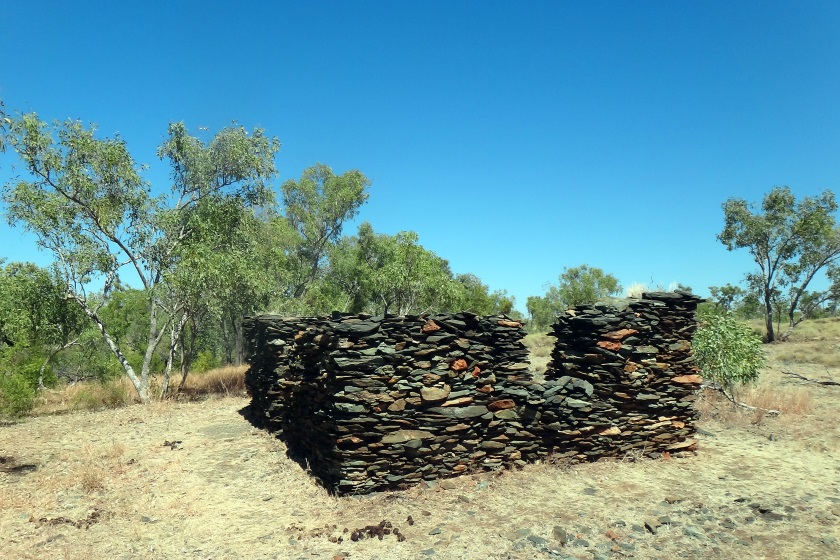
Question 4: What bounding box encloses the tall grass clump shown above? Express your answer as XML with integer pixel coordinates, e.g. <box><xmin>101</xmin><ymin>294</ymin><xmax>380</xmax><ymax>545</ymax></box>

<box><xmin>625</xmin><ymin>283</ymin><xmax>648</xmax><ymax>298</ymax></box>
<box><xmin>179</xmin><ymin>365</ymin><xmax>247</xmax><ymax>398</ymax></box>
<box><xmin>68</xmin><ymin>378</ymin><xmax>135</xmax><ymax>411</ymax></box>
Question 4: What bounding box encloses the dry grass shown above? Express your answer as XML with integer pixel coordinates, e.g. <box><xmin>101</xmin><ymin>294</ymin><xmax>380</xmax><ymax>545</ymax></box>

<box><xmin>696</xmin><ymin>383</ymin><xmax>815</xmax><ymax>427</ymax></box>
<box><xmin>2</xmin><ymin>331</ymin><xmax>839</xmax><ymax>559</ymax></box>
<box><xmin>772</xmin><ymin>340</ymin><xmax>840</xmax><ymax>368</ymax></box>
<box><xmin>178</xmin><ymin>365</ymin><xmax>247</xmax><ymax>398</ymax></box>
<box><xmin>30</xmin><ymin>365</ymin><xmax>248</xmax><ymax>416</ymax></box>
<box><xmin>523</xmin><ymin>332</ymin><xmax>554</xmax><ymax>377</ymax></box>
<box><xmin>522</xmin><ymin>332</ymin><xmax>554</xmax><ymax>357</ymax></box>
<box><xmin>785</xmin><ymin>316</ymin><xmax>840</xmax><ymax>341</ymax></box>
<box><xmin>33</xmin><ymin>376</ymin><xmax>138</xmax><ymax>415</ymax></box>
<box><xmin>744</xmin><ymin>316</ymin><xmax>840</xmax><ymax>343</ymax></box>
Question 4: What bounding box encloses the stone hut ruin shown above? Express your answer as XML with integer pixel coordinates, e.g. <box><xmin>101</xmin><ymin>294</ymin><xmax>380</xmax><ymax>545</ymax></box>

<box><xmin>242</xmin><ymin>291</ymin><xmax>704</xmax><ymax>495</ymax></box>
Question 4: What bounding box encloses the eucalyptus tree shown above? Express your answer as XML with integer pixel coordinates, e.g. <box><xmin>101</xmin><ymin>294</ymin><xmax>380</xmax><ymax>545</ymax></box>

<box><xmin>282</xmin><ymin>163</ymin><xmax>370</xmax><ymax>298</ymax></box>
<box><xmin>719</xmin><ymin>187</ymin><xmax>840</xmax><ymax>341</ymax></box>
<box><xmin>358</xmin><ymin>226</ymin><xmax>460</xmax><ymax>315</ymax></box>
<box><xmin>453</xmin><ymin>273</ymin><xmax>516</xmax><ymax>315</ymax></box>
<box><xmin>526</xmin><ymin>265</ymin><xmax>622</xmax><ymax>331</ymax></box>
<box><xmin>0</xmin><ymin>261</ymin><xmax>87</xmax><ymax>389</ymax></box>
<box><xmin>2</xmin><ymin>114</ymin><xmax>279</xmax><ymax>402</ymax></box>
<box><xmin>155</xmin><ymin>126</ymin><xmax>285</xmax><ymax>388</ymax></box>
<box><xmin>556</xmin><ymin>265</ymin><xmax>622</xmax><ymax>307</ymax></box>
<box><xmin>317</xmin><ymin>223</ymin><xmax>464</xmax><ymax>316</ymax></box>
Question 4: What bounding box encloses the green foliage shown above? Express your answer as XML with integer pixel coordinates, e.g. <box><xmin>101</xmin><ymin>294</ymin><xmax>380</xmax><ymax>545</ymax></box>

<box><xmin>317</xmin><ymin>223</ymin><xmax>464</xmax><ymax>316</ymax></box>
<box><xmin>191</xmin><ymin>350</ymin><xmax>219</xmax><ymax>373</ymax></box>
<box><xmin>719</xmin><ymin>186</ymin><xmax>840</xmax><ymax>341</ymax></box>
<box><xmin>453</xmin><ymin>274</ymin><xmax>516</xmax><ymax>315</ymax></box>
<box><xmin>2</xmin><ymin>107</ymin><xmax>524</xmax><ymax>394</ymax></box>
<box><xmin>708</xmin><ymin>283</ymin><xmax>745</xmax><ymax>312</ymax></box>
<box><xmin>0</xmin><ymin>342</ymin><xmax>42</xmax><ymax>416</ymax></box>
<box><xmin>693</xmin><ymin>312</ymin><xmax>766</xmax><ymax>390</ymax></box>
<box><xmin>525</xmin><ymin>295</ymin><xmax>555</xmax><ymax>332</ymax></box>
<box><xmin>0</xmin><ymin>373</ymin><xmax>36</xmax><ymax>416</ymax></box>
<box><xmin>282</xmin><ymin>163</ymin><xmax>370</xmax><ymax>298</ymax></box>
<box><xmin>365</xmin><ymin>229</ymin><xmax>460</xmax><ymax>315</ymax></box>
<box><xmin>557</xmin><ymin>265</ymin><xmax>622</xmax><ymax>307</ymax></box>
<box><xmin>0</xmin><ymin>261</ymin><xmax>86</xmax><ymax>350</ymax></box>
<box><xmin>98</xmin><ymin>288</ymin><xmax>151</xmax><ymax>350</ymax></box>
<box><xmin>3</xmin><ymin>113</ymin><xmax>280</xmax><ymax>402</ymax></box>
<box><xmin>527</xmin><ymin>265</ymin><xmax>622</xmax><ymax>331</ymax></box>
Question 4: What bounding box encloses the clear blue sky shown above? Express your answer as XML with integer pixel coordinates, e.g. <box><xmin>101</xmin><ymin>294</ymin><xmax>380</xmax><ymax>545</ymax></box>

<box><xmin>1</xmin><ymin>1</ymin><xmax>839</xmax><ymax>312</ymax></box>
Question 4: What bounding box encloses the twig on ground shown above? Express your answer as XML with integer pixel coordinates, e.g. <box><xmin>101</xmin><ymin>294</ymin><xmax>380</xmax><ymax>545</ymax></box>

<box><xmin>782</xmin><ymin>371</ymin><xmax>840</xmax><ymax>386</ymax></box>
<box><xmin>702</xmin><ymin>384</ymin><xmax>782</xmax><ymax>416</ymax></box>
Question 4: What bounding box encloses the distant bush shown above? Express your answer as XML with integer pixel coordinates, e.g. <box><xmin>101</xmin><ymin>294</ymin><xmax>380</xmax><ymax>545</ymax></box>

<box><xmin>0</xmin><ymin>373</ymin><xmax>36</xmax><ymax>417</ymax></box>
<box><xmin>69</xmin><ymin>379</ymin><xmax>133</xmax><ymax>411</ymax></box>
<box><xmin>693</xmin><ymin>312</ymin><xmax>765</xmax><ymax>390</ymax></box>
<box><xmin>191</xmin><ymin>351</ymin><xmax>220</xmax><ymax>373</ymax></box>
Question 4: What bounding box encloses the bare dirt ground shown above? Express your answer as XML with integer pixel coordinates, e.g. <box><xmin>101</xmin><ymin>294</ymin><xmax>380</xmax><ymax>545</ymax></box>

<box><xmin>1</xmin><ymin>345</ymin><xmax>839</xmax><ymax>560</ymax></box>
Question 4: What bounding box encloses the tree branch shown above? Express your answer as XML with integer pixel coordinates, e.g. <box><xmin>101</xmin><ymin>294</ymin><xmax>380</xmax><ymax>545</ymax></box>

<box><xmin>781</xmin><ymin>371</ymin><xmax>840</xmax><ymax>386</ymax></box>
<box><xmin>703</xmin><ymin>384</ymin><xmax>781</xmax><ymax>416</ymax></box>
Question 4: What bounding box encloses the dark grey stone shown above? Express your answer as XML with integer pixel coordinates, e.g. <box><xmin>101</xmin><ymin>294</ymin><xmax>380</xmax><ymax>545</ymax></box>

<box><xmin>334</xmin><ymin>321</ymin><xmax>380</xmax><ymax>335</ymax></box>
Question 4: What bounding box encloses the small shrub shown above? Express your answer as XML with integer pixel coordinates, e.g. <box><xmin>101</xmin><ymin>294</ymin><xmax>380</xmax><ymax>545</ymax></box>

<box><xmin>191</xmin><ymin>351</ymin><xmax>219</xmax><ymax>374</ymax></box>
<box><xmin>69</xmin><ymin>379</ymin><xmax>133</xmax><ymax>411</ymax></box>
<box><xmin>0</xmin><ymin>373</ymin><xmax>36</xmax><ymax>417</ymax></box>
<box><xmin>693</xmin><ymin>312</ymin><xmax>766</xmax><ymax>390</ymax></box>
<box><xmin>79</xmin><ymin>465</ymin><xmax>106</xmax><ymax>493</ymax></box>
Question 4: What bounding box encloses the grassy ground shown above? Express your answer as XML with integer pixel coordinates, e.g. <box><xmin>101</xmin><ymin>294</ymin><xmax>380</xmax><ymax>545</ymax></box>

<box><xmin>1</xmin><ymin>332</ymin><xmax>839</xmax><ymax>559</ymax></box>
<box><xmin>29</xmin><ymin>365</ymin><xmax>248</xmax><ymax>416</ymax></box>
<box><xmin>522</xmin><ymin>332</ymin><xmax>553</xmax><ymax>379</ymax></box>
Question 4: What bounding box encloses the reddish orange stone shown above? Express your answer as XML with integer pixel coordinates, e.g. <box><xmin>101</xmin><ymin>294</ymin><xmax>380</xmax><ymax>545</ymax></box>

<box><xmin>597</xmin><ymin>340</ymin><xmax>622</xmax><ymax>351</ymax></box>
<box><xmin>450</xmin><ymin>358</ymin><xmax>468</xmax><ymax>372</ymax></box>
<box><xmin>672</xmin><ymin>374</ymin><xmax>703</xmax><ymax>384</ymax></box>
<box><xmin>422</xmin><ymin>320</ymin><xmax>441</xmax><ymax>333</ymax></box>
<box><xmin>602</xmin><ymin>328</ymin><xmax>638</xmax><ymax>341</ymax></box>
<box><xmin>488</xmin><ymin>399</ymin><xmax>516</xmax><ymax>411</ymax></box>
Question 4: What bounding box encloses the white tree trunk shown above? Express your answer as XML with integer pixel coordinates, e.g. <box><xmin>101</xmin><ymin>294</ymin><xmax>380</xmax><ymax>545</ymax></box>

<box><xmin>76</xmin><ymin>298</ymin><xmax>149</xmax><ymax>403</ymax></box>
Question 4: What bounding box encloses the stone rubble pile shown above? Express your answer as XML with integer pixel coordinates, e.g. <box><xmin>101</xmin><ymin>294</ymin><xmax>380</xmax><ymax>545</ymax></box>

<box><xmin>242</xmin><ymin>292</ymin><xmax>704</xmax><ymax>496</ymax></box>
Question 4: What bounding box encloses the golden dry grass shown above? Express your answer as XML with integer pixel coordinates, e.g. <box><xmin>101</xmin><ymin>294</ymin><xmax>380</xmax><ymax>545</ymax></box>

<box><xmin>1</xmin><ymin>335</ymin><xmax>839</xmax><ymax>559</ymax></box>
<box><xmin>30</xmin><ymin>365</ymin><xmax>248</xmax><ymax>416</ymax></box>
<box><xmin>178</xmin><ymin>364</ymin><xmax>247</xmax><ymax>398</ymax></box>
<box><xmin>522</xmin><ymin>332</ymin><xmax>554</xmax><ymax>358</ymax></box>
<box><xmin>523</xmin><ymin>332</ymin><xmax>554</xmax><ymax>377</ymax></box>
<box><xmin>32</xmin><ymin>376</ymin><xmax>138</xmax><ymax>415</ymax></box>
<box><xmin>772</xmin><ymin>340</ymin><xmax>840</xmax><ymax>369</ymax></box>
<box><xmin>785</xmin><ymin>316</ymin><xmax>840</xmax><ymax>341</ymax></box>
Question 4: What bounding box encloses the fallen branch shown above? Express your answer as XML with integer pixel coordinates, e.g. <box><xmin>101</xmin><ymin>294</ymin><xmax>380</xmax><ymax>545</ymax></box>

<box><xmin>782</xmin><ymin>371</ymin><xmax>840</xmax><ymax>386</ymax></box>
<box><xmin>702</xmin><ymin>384</ymin><xmax>781</xmax><ymax>416</ymax></box>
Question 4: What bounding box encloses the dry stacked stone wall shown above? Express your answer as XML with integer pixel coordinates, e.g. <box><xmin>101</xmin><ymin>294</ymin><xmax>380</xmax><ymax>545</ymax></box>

<box><xmin>242</xmin><ymin>292</ymin><xmax>704</xmax><ymax>495</ymax></box>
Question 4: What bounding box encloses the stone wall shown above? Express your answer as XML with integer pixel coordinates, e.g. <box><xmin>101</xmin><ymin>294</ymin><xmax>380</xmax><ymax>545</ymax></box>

<box><xmin>242</xmin><ymin>292</ymin><xmax>704</xmax><ymax>495</ymax></box>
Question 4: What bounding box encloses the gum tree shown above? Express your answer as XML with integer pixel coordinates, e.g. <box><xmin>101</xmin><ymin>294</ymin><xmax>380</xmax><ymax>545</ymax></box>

<box><xmin>282</xmin><ymin>163</ymin><xmax>370</xmax><ymax>298</ymax></box>
<box><xmin>719</xmin><ymin>186</ymin><xmax>840</xmax><ymax>341</ymax></box>
<box><xmin>2</xmin><ymin>114</ymin><xmax>279</xmax><ymax>402</ymax></box>
<box><xmin>527</xmin><ymin>265</ymin><xmax>622</xmax><ymax>331</ymax></box>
